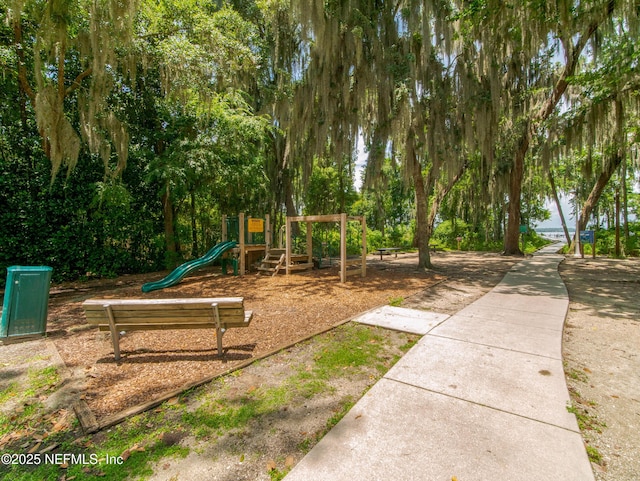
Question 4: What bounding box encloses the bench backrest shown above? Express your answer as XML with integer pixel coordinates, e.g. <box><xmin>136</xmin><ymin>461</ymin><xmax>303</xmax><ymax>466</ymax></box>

<box><xmin>82</xmin><ymin>297</ymin><xmax>248</xmax><ymax>331</ymax></box>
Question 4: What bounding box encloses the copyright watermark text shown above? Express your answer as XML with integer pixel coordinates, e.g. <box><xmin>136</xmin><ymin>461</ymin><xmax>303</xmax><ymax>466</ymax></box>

<box><xmin>1</xmin><ymin>452</ymin><xmax>124</xmax><ymax>466</ymax></box>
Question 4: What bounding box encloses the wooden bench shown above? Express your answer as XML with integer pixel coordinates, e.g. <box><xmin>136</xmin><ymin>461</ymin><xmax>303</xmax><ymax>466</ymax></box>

<box><xmin>82</xmin><ymin>297</ymin><xmax>253</xmax><ymax>361</ymax></box>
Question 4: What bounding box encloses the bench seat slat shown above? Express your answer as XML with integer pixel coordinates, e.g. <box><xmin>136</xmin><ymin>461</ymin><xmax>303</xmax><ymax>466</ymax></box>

<box><xmin>88</xmin><ymin>314</ymin><xmax>247</xmax><ymax>325</ymax></box>
<box><xmin>82</xmin><ymin>298</ymin><xmax>243</xmax><ymax>309</ymax></box>
<box><xmin>84</xmin><ymin>308</ymin><xmax>245</xmax><ymax>320</ymax></box>
<box><xmin>96</xmin><ymin>313</ymin><xmax>253</xmax><ymax>332</ymax></box>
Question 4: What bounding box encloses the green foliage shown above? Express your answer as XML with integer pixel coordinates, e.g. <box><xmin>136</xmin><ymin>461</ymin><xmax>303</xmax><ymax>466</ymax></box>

<box><xmin>591</xmin><ymin>222</ymin><xmax>640</xmax><ymax>257</ymax></box>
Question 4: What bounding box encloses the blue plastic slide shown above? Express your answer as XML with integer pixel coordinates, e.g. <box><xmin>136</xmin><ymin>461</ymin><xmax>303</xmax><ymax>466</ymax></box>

<box><xmin>141</xmin><ymin>241</ymin><xmax>237</xmax><ymax>293</ymax></box>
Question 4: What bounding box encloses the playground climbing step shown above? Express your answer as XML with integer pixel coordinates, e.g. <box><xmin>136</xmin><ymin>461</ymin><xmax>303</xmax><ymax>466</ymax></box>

<box><xmin>257</xmin><ymin>250</ymin><xmax>286</xmax><ymax>276</ymax></box>
<box><xmin>257</xmin><ymin>249</ymin><xmax>314</xmax><ymax>276</ymax></box>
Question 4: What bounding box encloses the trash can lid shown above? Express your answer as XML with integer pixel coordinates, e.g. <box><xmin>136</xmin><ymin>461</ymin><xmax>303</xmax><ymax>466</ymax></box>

<box><xmin>7</xmin><ymin>266</ymin><xmax>53</xmax><ymax>272</ymax></box>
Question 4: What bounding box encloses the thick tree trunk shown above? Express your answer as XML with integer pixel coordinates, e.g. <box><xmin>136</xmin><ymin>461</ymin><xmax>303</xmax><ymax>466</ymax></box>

<box><xmin>407</xmin><ymin>146</ymin><xmax>432</xmax><ymax>269</ymax></box>
<box><xmin>504</xmin><ymin>136</ymin><xmax>527</xmax><ymax>255</ymax></box>
<box><xmin>411</xmin><ymin>153</ymin><xmax>432</xmax><ymax>269</ymax></box>
<box><xmin>283</xmin><ymin>169</ymin><xmax>300</xmax><ymax>238</ymax></box>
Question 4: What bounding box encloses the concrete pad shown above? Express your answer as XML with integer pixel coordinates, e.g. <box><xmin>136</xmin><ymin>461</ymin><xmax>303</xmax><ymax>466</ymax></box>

<box><xmin>284</xmin><ymin>379</ymin><xmax>593</xmax><ymax>481</ymax></box>
<box><xmin>353</xmin><ymin>305</ymin><xmax>449</xmax><ymax>335</ymax></box>
<box><xmin>430</xmin><ymin>315</ymin><xmax>563</xmax><ymax>359</ymax></box>
<box><xmin>385</xmin><ymin>335</ymin><xmax>578</xmax><ymax>430</ymax></box>
<box><xmin>454</xmin><ymin>303</ymin><xmax>566</xmax><ymax>331</ymax></box>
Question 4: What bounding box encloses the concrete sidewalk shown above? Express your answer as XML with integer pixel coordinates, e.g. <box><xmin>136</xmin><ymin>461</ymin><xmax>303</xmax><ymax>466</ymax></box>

<box><xmin>285</xmin><ymin>244</ymin><xmax>594</xmax><ymax>481</ymax></box>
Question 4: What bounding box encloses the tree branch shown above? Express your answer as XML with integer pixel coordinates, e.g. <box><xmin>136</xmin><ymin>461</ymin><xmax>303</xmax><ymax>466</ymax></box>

<box><xmin>66</xmin><ymin>68</ymin><xmax>93</xmax><ymax>96</ymax></box>
<box><xmin>12</xmin><ymin>18</ymin><xmax>36</xmax><ymax>104</ymax></box>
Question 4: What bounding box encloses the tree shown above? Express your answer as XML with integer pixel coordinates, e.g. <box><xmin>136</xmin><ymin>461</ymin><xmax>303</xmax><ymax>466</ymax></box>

<box><xmin>6</xmin><ymin>0</ymin><xmax>136</xmax><ymax>179</ymax></box>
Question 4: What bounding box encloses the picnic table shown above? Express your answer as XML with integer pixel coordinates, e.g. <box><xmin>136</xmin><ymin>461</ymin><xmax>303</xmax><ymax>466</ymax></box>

<box><xmin>374</xmin><ymin>247</ymin><xmax>401</xmax><ymax>260</ymax></box>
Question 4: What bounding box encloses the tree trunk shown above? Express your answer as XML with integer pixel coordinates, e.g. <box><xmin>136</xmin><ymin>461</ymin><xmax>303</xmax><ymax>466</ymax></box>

<box><xmin>410</xmin><ymin>151</ymin><xmax>432</xmax><ymax>269</ymax></box>
<box><xmin>576</xmin><ymin>153</ymin><xmax>623</xmax><ymax>235</ymax></box>
<box><xmin>548</xmin><ymin>171</ymin><xmax>572</xmax><ymax>245</ymax></box>
<box><xmin>283</xmin><ymin>169</ymin><xmax>300</xmax><ymax>238</ymax></box>
<box><xmin>190</xmin><ymin>191</ymin><xmax>198</xmax><ymax>257</ymax></box>
<box><xmin>504</xmin><ymin>135</ymin><xmax>527</xmax><ymax>255</ymax></box>
<box><xmin>503</xmin><ymin>18</ymin><xmax>604</xmax><ymax>254</ymax></box>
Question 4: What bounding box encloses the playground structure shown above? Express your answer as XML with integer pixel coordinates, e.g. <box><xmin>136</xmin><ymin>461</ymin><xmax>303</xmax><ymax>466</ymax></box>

<box><xmin>140</xmin><ymin>212</ymin><xmax>365</xmax><ymax>291</ymax></box>
<box><xmin>222</xmin><ymin>213</ymin><xmax>272</xmax><ymax>276</ymax></box>
<box><xmin>285</xmin><ymin>214</ymin><xmax>366</xmax><ymax>283</ymax></box>
<box><xmin>141</xmin><ymin>241</ymin><xmax>237</xmax><ymax>293</ymax></box>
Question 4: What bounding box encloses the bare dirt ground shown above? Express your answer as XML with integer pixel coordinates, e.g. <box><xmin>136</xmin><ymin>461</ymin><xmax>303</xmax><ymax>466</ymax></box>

<box><xmin>560</xmin><ymin>256</ymin><xmax>640</xmax><ymax>481</ymax></box>
<box><xmin>1</xmin><ymin>249</ymin><xmax>638</xmax><ymax>481</ymax></box>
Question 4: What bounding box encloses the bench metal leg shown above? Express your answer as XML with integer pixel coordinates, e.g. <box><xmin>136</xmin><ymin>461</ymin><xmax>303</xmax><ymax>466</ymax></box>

<box><xmin>104</xmin><ymin>304</ymin><xmax>121</xmax><ymax>361</ymax></box>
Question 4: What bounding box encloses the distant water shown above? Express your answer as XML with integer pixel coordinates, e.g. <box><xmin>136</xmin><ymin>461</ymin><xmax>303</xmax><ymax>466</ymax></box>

<box><xmin>536</xmin><ymin>228</ymin><xmax>572</xmax><ymax>241</ymax></box>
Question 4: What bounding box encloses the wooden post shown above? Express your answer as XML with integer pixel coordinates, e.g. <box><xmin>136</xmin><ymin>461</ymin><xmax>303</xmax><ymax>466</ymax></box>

<box><xmin>340</xmin><ymin>213</ymin><xmax>347</xmax><ymax>283</ymax></box>
<box><xmin>211</xmin><ymin>303</ymin><xmax>223</xmax><ymax>356</ymax></box>
<box><xmin>306</xmin><ymin>221</ymin><xmax>313</xmax><ymax>265</ymax></box>
<box><xmin>104</xmin><ymin>304</ymin><xmax>121</xmax><ymax>361</ymax></box>
<box><xmin>265</xmin><ymin>214</ymin><xmax>271</xmax><ymax>254</ymax></box>
<box><xmin>239</xmin><ymin>212</ymin><xmax>245</xmax><ymax>275</ymax></box>
<box><xmin>286</xmin><ymin>216</ymin><xmax>291</xmax><ymax>276</ymax></box>
<box><xmin>361</xmin><ymin>216</ymin><xmax>367</xmax><ymax>278</ymax></box>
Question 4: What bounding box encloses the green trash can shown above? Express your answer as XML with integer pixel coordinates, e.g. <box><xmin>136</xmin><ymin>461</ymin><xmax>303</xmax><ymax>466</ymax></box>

<box><xmin>1</xmin><ymin>266</ymin><xmax>53</xmax><ymax>339</ymax></box>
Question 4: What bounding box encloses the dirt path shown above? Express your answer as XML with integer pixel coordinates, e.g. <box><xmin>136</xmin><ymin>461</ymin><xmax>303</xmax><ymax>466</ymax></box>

<box><xmin>560</xmin><ymin>257</ymin><xmax>640</xmax><ymax>481</ymax></box>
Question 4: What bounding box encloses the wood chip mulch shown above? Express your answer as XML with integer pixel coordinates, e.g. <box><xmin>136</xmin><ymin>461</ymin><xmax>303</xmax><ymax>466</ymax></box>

<box><xmin>47</xmin><ymin>255</ymin><xmax>443</xmax><ymax>423</ymax></box>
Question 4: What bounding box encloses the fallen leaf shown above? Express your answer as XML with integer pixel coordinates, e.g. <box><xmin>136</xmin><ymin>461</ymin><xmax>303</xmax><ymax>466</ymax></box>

<box><xmin>266</xmin><ymin>460</ymin><xmax>277</xmax><ymax>471</ymax></box>
<box><xmin>285</xmin><ymin>456</ymin><xmax>295</xmax><ymax>468</ymax></box>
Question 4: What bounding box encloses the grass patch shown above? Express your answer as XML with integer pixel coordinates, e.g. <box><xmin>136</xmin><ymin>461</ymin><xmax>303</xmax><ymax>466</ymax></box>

<box><xmin>566</xmin><ymin>402</ymin><xmax>606</xmax><ymax>433</ymax></box>
<box><xmin>566</xmin><ymin>367</ymin><xmax>589</xmax><ymax>383</ymax></box>
<box><xmin>312</xmin><ymin>324</ymin><xmax>385</xmax><ymax>378</ymax></box>
<box><xmin>0</xmin><ymin>381</ymin><xmax>19</xmax><ymax>404</ymax></box>
<box><xmin>24</xmin><ymin>366</ymin><xmax>60</xmax><ymax>397</ymax></box>
<box><xmin>389</xmin><ymin>296</ymin><xmax>404</xmax><ymax>307</ymax></box>
<box><xmin>586</xmin><ymin>444</ymin><xmax>603</xmax><ymax>465</ymax></box>
<box><xmin>183</xmin><ymin>324</ymin><xmax>389</xmax><ymax>441</ymax></box>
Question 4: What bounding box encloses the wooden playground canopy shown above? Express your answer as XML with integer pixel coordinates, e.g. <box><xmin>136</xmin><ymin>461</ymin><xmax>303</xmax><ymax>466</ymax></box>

<box><xmin>286</xmin><ymin>213</ymin><xmax>367</xmax><ymax>283</ymax></box>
